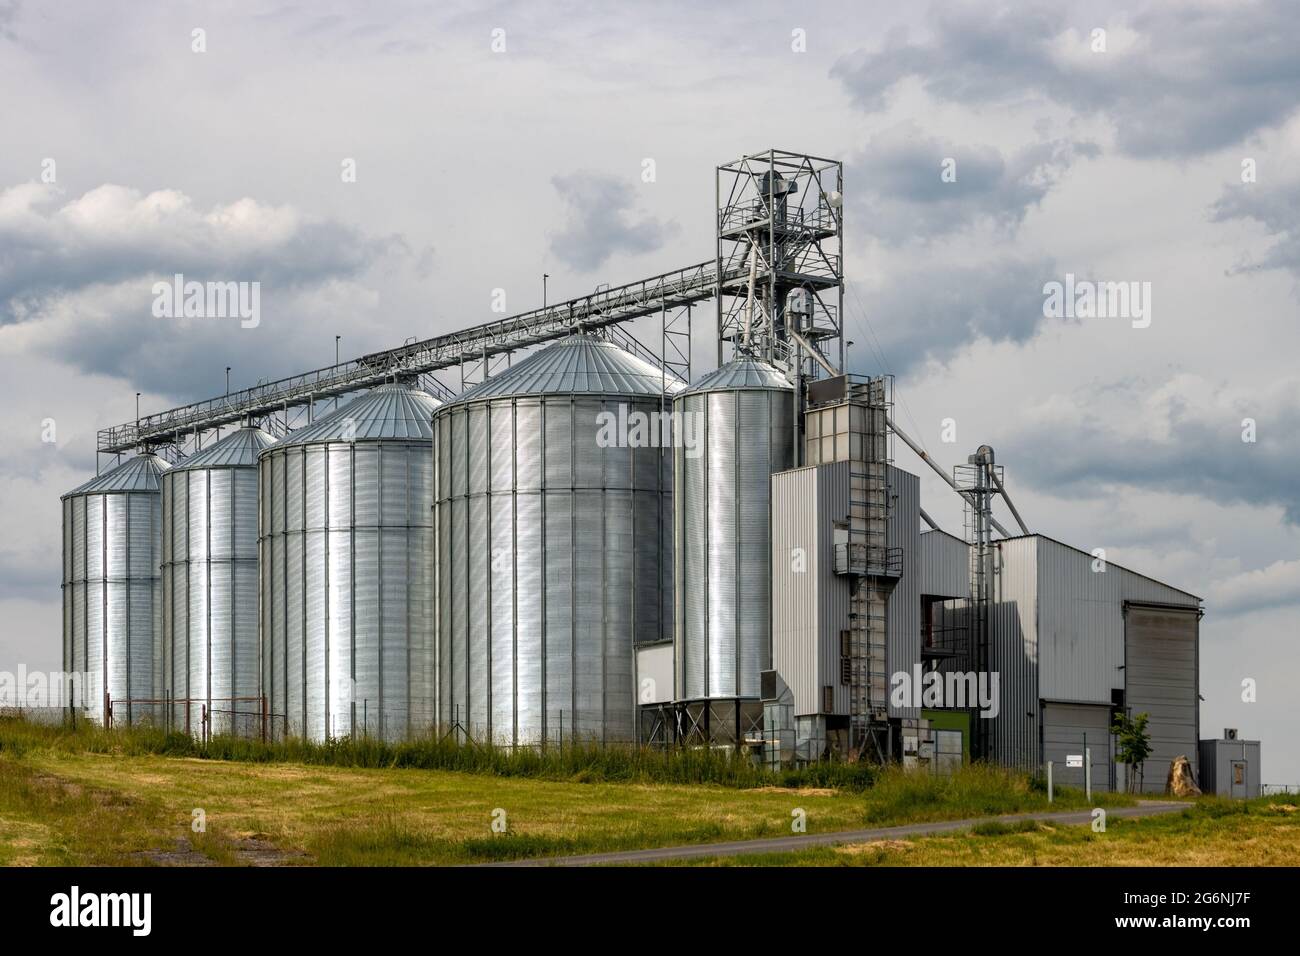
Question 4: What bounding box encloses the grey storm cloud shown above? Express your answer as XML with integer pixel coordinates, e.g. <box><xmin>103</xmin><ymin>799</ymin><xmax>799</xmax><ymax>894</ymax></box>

<box><xmin>1005</xmin><ymin>379</ymin><xmax>1300</xmax><ymax>525</ymax></box>
<box><xmin>548</xmin><ymin>172</ymin><xmax>679</xmax><ymax>272</ymax></box>
<box><xmin>0</xmin><ymin>184</ymin><xmax>391</xmax><ymax>318</ymax></box>
<box><xmin>1210</xmin><ymin>175</ymin><xmax>1300</xmax><ymax>279</ymax></box>
<box><xmin>849</xmin><ymin>125</ymin><xmax>1096</xmax><ymax>241</ymax></box>
<box><xmin>0</xmin><ymin>183</ymin><xmax>402</xmax><ymax>400</ymax></box>
<box><xmin>847</xmin><ymin>257</ymin><xmax>1060</xmax><ymax>376</ymax></box>
<box><xmin>0</xmin><ymin>0</ymin><xmax>18</xmax><ymax>41</ymax></box>
<box><xmin>831</xmin><ymin>1</ymin><xmax>1300</xmax><ymax>159</ymax></box>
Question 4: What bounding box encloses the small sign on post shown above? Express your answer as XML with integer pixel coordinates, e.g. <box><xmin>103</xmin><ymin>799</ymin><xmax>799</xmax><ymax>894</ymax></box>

<box><xmin>1066</xmin><ymin>754</ymin><xmax>1083</xmax><ymax>768</ymax></box>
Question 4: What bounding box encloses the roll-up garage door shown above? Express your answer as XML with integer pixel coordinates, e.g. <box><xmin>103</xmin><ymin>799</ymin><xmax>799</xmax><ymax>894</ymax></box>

<box><xmin>1126</xmin><ymin>604</ymin><xmax>1199</xmax><ymax>794</ymax></box>
<box><xmin>1042</xmin><ymin>702</ymin><xmax>1114</xmax><ymax>791</ymax></box>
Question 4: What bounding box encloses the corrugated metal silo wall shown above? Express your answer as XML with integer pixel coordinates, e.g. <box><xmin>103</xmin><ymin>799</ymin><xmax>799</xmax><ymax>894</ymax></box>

<box><xmin>770</xmin><ymin>463</ymin><xmax>851</xmax><ymax>717</ymax></box>
<box><xmin>674</xmin><ymin>388</ymin><xmax>794</xmax><ymax>700</ymax></box>
<box><xmin>433</xmin><ymin>396</ymin><xmax>671</xmax><ymax>746</ymax></box>
<box><xmin>885</xmin><ymin>466</ymin><xmax>920</xmax><ymax>720</ymax></box>
<box><xmin>988</xmin><ymin>536</ymin><xmax>1039</xmax><ymax>769</ymax></box>
<box><xmin>161</xmin><ymin>467</ymin><xmax>259</xmax><ymax>735</ymax></box>
<box><xmin>61</xmin><ymin>490</ymin><xmax>163</xmax><ymax>724</ymax></box>
<box><xmin>259</xmin><ymin>440</ymin><xmax>434</xmax><ymax>741</ymax></box>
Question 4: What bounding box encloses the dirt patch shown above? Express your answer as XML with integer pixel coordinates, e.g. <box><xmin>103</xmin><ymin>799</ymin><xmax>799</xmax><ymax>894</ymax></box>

<box><xmin>750</xmin><ymin>786</ymin><xmax>836</xmax><ymax>797</ymax></box>
<box><xmin>834</xmin><ymin>839</ymin><xmax>914</xmax><ymax>855</ymax></box>
<box><xmin>232</xmin><ymin>836</ymin><xmax>309</xmax><ymax>866</ymax></box>
<box><xmin>1267</xmin><ymin>804</ymin><xmax>1298</xmax><ymax>814</ymax></box>
<box><xmin>134</xmin><ymin>834</ymin><xmax>308</xmax><ymax>867</ymax></box>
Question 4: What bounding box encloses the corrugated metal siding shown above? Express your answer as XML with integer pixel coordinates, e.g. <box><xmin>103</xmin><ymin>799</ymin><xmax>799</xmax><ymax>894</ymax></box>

<box><xmin>886</xmin><ymin>466</ymin><xmax>920</xmax><ymax>720</ymax></box>
<box><xmin>161</xmin><ymin>429</ymin><xmax>271</xmax><ymax>737</ymax></box>
<box><xmin>260</xmin><ymin>429</ymin><xmax>435</xmax><ymax>743</ymax></box>
<box><xmin>434</xmin><ymin>392</ymin><xmax>670</xmax><ymax>745</ymax></box>
<box><xmin>985</xmin><ymin>534</ymin><xmax>1200</xmax><ymax>774</ymax></box>
<box><xmin>1126</xmin><ymin>605</ymin><xmax>1200</xmax><ymax>793</ymax></box>
<box><xmin>61</xmin><ymin>455</ymin><xmax>166</xmax><ymax>726</ymax></box>
<box><xmin>770</xmin><ymin>463</ymin><xmax>851</xmax><ymax>717</ymax></box>
<box><xmin>919</xmin><ymin>530</ymin><xmax>968</xmax><ymax>598</ymax></box>
<box><xmin>989</xmin><ymin>536</ymin><xmax>1039</xmax><ymax>768</ymax></box>
<box><xmin>1035</xmin><ymin>537</ymin><xmax>1126</xmax><ymax>705</ymax></box>
<box><xmin>1199</xmin><ymin>739</ymin><xmax>1261</xmax><ymax>797</ymax></box>
<box><xmin>674</xmin><ymin>381</ymin><xmax>794</xmax><ymax>700</ymax></box>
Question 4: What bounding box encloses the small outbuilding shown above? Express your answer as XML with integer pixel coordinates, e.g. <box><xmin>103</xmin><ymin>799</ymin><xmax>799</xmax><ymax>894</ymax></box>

<box><xmin>1199</xmin><ymin>731</ymin><xmax>1261</xmax><ymax>799</ymax></box>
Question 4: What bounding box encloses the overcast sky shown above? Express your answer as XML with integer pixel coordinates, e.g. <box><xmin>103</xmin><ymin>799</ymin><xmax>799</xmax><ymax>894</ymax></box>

<box><xmin>1</xmin><ymin>0</ymin><xmax>1296</xmax><ymax>778</ymax></box>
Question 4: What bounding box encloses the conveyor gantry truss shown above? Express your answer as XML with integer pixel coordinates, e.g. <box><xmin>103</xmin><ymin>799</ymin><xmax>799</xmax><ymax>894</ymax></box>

<box><xmin>97</xmin><ymin>257</ymin><xmax>742</xmax><ymax>460</ymax></box>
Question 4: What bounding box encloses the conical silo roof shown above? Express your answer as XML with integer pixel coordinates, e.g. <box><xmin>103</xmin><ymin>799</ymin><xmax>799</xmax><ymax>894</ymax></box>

<box><xmin>62</xmin><ymin>453</ymin><xmax>168</xmax><ymax>498</ymax></box>
<box><xmin>173</xmin><ymin>425</ymin><xmax>276</xmax><ymax>471</ymax></box>
<box><xmin>268</xmin><ymin>383</ymin><xmax>440</xmax><ymax>448</ymax></box>
<box><xmin>683</xmin><ymin>357</ymin><xmax>793</xmax><ymax>393</ymax></box>
<box><xmin>447</xmin><ymin>334</ymin><xmax>685</xmax><ymax>405</ymax></box>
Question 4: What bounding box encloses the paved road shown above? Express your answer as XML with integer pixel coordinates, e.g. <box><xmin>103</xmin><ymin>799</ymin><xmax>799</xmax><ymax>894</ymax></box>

<box><xmin>482</xmin><ymin>800</ymin><xmax>1188</xmax><ymax>867</ymax></box>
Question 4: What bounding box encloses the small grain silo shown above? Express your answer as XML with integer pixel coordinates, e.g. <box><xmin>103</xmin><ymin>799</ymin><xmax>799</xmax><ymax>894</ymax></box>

<box><xmin>433</xmin><ymin>334</ymin><xmax>681</xmax><ymax>746</ymax></box>
<box><xmin>259</xmin><ymin>382</ymin><xmax>439</xmax><ymax>742</ymax></box>
<box><xmin>61</xmin><ymin>453</ymin><xmax>168</xmax><ymax>725</ymax></box>
<box><xmin>675</xmin><ymin>358</ymin><xmax>794</xmax><ymax>701</ymax></box>
<box><xmin>162</xmin><ymin>425</ymin><xmax>275</xmax><ymax>736</ymax></box>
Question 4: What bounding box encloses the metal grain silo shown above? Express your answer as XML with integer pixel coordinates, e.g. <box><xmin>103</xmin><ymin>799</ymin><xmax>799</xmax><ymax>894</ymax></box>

<box><xmin>162</xmin><ymin>425</ymin><xmax>275</xmax><ymax>737</ymax></box>
<box><xmin>61</xmin><ymin>453</ymin><xmax>168</xmax><ymax>725</ymax></box>
<box><xmin>674</xmin><ymin>358</ymin><xmax>794</xmax><ymax>700</ymax></box>
<box><xmin>259</xmin><ymin>383</ymin><xmax>439</xmax><ymax>742</ymax></box>
<box><xmin>433</xmin><ymin>334</ymin><xmax>681</xmax><ymax>746</ymax></box>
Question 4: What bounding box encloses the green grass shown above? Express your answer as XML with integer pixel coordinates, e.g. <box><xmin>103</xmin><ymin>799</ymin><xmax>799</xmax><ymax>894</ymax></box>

<box><xmin>0</xmin><ymin>715</ymin><xmax>874</xmax><ymax>791</ymax></box>
<box><xmin>0</xmin><ymin>715</ymin><xmax>1151</xmax><ymax>867</ymax></box>
<box><xmin>666</xmin><ymin>794</ymin><xmax>1300</xmax><ymax>867</ymax></box>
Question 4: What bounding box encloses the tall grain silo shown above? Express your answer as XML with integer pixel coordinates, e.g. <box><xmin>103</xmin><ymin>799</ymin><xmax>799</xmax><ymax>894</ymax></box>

<box><xmin>674</xmin><ymin>358</ymin><xmax>794</xmax><ymax>701</ymax></box>
<box><xmin>433</xmin><ymin>334</ymin><xmax>681</xmax><ymax>746</ymax></box>
<box><xmin>162</xmin><ymin>425</ymin><xmax>275</xmax><ymax>737</ymax></box>
<box><xmin>61</xmin><ymin>453</ymin><xmax>168</xmax><ymax>725</ymax></box>
<box><xmin>259</xmin><ymin>382</ymin><xmax>439</xmax><ymax>742</ymax></box>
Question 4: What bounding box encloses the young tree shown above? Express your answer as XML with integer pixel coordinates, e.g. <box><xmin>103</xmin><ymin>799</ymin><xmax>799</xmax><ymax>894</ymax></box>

<box><xmin>1111</xmin><ymin>711</ymin><xmax>1152</xmax><ymax>794</ymax></box>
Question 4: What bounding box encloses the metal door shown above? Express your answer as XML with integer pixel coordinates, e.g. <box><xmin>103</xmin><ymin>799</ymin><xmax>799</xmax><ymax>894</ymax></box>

<box><xmin>934</xmin><ymin>729</ymin><xmax>963</xmax><ymax>776</ymax></box>
<box><xmin>1231</xmin><ymin>760</ymin><xmax>1247</xmax><ymax>799</ymax></box>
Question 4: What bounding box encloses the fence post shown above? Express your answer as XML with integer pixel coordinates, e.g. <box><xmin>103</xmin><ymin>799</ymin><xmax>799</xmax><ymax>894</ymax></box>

<box><xmin>1085</xmin><ymin>747</ymin><xmax>1092</xmax><ymax>803</ymax></box>
<box><xmin>1047</xmin><ymin>761</ymin><xmax>1053</xmax><ymax>804</ymax></box>
<box><xmin>201</xmin><ymin>704</ymin><xmax>208</xmax><ymax>745</ymax></box>
<box><xmin>69</xmin><ymin>676</ymin><xmax>76</xmax><ymax>731</ymax></box>
<box><xmin>262</xmin><ymin>694</ymin><xmax>268</xmax><ymax>743</ymax></box>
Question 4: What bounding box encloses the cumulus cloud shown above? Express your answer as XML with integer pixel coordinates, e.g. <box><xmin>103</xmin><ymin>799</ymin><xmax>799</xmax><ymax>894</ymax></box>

<box><xmin>1004</xmin><ymin>374</ymin><xmax>1300</xmax><ymax>523</ymax></box>
<box><xmin>1210</xmin><ymin>174</ymin><xmax>1300</xmax><ymax>279</ymax></box>
<box><xmin>548</xmin><ymin>172</ymin><xmax>679</xmax><ymax>272</ymax></box>
<box><xmin>1209</xmin><ymin>559</ymin><xmax>1300</xmax><ymax>615</ymax></box>
<box><xmin>831</xmin><ymin>0</ymin><xmax>1300</xmax><ymax>158</ymax></box>
<box><xmin>847</xmin><ymin>257</ymin><xmax>1061</xmax><ymax>375</ymax></box>
<box><xmin>0</xmin><ymin>183</ymin><xmax>401</xmax><ymax>400</ymax></box>
<box><xmin>849</xmin><ymin>124</ymin><xmax>1095</xmax><ymax>241</ymax></box>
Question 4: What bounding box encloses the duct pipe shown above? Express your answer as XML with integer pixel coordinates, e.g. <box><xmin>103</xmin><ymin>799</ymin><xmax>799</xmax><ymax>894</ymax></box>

<box><xmin>788</xmin><ymin>329</ymin><xmax>838</xmax><ymax>378</ymax></box>
<box><xmin>985</xmin><ymin>461</ymin><xmax>1030</xmax><ymax>536</ymax></box>
<box><xmin>885</xmin><ymin>416</ymin><xmax>1013</xmax><ymax>539</ymax></box>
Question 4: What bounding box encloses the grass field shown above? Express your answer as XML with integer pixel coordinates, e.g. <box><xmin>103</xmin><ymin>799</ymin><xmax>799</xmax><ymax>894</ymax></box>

<box><xmin>671</xmin><ymin>798</ymin><xmax>1300</xmax><ymax>867</ymax></box>
<box><xmin>2</xmin><ymin>717</ymin><xmax>1293</xmax><ymax>867</ymax></box>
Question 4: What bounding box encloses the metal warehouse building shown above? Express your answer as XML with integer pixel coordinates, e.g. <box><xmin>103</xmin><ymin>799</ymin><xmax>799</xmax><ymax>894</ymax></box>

<box><xmin>981</xmin><ymin>535</ymin><xmax>1201</xmax><ymax>794</ymax></box>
